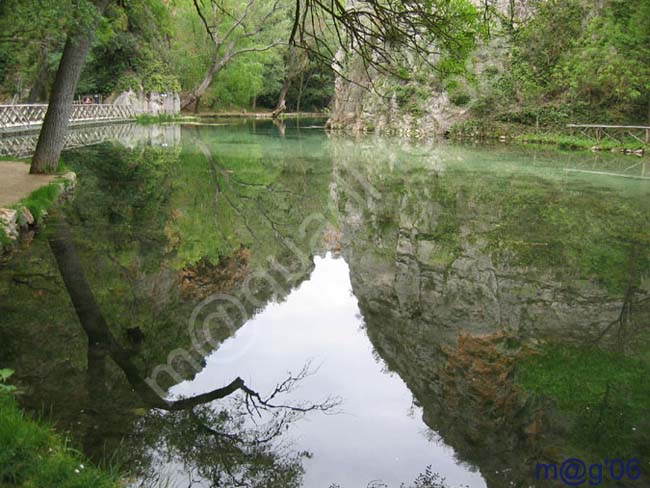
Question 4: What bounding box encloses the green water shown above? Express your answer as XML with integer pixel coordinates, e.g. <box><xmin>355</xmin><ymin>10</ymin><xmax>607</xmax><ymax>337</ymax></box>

<box><xmin>1</xmin><ymin>120</ymin><xmax>649</xmax><ymax>487</ymax></box>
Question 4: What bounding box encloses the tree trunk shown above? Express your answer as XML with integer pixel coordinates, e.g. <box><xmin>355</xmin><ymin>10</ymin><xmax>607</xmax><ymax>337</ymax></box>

<box><xmin>181</xmin><ymin>50</ymin><xmax>224</xmax><ymax>110</ymax></box>
<box><xmin>49</xmin><ymin>215</ymin><xmax>247</xmax><ymax>411</ymax></box>
<box><xmin>272</xmin><ymin>78</ymin><xmax>290</xmax><ymax>119</ymax></box>
<box><xmin>30</xmin><ymin>0</ymin><xmax>112</xmax><ymax>174</ymax></box>
<box><xmin>272</xmin><ymin>47</ymin><xmax>308</xmax><ymax>119</ymax></box>
<box><xmin>296</xmin><ymin>70</ymin><xmax>305</xmax><ymax>114</ymax></box>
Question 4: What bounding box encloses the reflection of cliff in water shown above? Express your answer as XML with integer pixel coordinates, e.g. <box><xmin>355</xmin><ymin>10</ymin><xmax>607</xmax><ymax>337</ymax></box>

<box><xmin>331</xmin><ymin>137</ymin><xmax>650</xmax><ymax>486</ymax></box>
<box><xmin>0</xmin><ymin>126</ymin><xmax>332</xmax><ymax>483</ymax></box>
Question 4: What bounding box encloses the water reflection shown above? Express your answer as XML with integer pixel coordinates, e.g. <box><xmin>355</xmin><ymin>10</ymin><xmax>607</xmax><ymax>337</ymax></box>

<box><xmin>330</xmin><ymin>136</ymin><xmax>650</xmax><ymax>486</ymax></box>
<box><xmin>1</xmin><ymin>121</ymin><xmax>649</xmax><ymax>487</ymax></box>
<box><xmin>172</xmin><ymin>254</ymin><xmax>486</xmax><ymax>487</ymax></box>
<box><xmin>0</xmin><ymin>122</ymin><xmax>338</xmax><ymax>486</ymax></box>
<box><xmin>0</xmin><ymin>123</ymin><xmax>180</xmax><ymax>158</ymax></box>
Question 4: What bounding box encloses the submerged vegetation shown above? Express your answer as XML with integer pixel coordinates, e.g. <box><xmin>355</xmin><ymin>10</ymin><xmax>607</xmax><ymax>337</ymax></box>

<box><xmin>517</xmin><ymin>344</ymin><xmax>650</xmax><ymax>461</ymax></box>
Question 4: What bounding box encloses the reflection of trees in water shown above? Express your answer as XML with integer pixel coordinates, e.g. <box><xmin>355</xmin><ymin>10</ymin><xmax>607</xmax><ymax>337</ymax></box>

<box><xmin>50</xmin><ymin>216</ymin><xmax>336</xmax><ymax>486</ymax></box>
<box><xmin>592</xmin><ymin>242</ymin><xmax>650</xmax><ymax>352</ymax></box>
<box><xmin>1</xmin><ymin>134</ymin><xmax>336</xmax><ymax>485</ymax></box>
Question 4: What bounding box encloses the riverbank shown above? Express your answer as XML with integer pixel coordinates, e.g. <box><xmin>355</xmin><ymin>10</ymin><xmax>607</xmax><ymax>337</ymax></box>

<box><xmin>449</xmin><ymin>121</ymin><xmax>647</xmax><ymax>155</ymax></box>
<box><xmin>188</xmin><ymin>110</ymin><xmax>326</xmax><ymax>119</ymax></box>
<box><xmin>0</xmin><ymin>373</ymin><xmax>119</xmax><ymax>487</ymax></box>
<box><xmin>0</xmin><ymin>161</ymin><xmax>76</xmax><ymax>254</ymax></box>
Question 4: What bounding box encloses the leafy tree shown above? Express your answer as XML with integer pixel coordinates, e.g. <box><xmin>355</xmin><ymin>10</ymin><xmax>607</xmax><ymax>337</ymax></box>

<box><xmin>30</xmin><ymin>0</ymin><xmax>113</xmax><ymax>174</ymax></box>
<box><xmin>79</xmin><ymin>0</ymin><xmax>178</xmax><ymax>96</ymax></box>
<box><xmin>556</xmin><ymin>0</ymin><xmax>650</xmax><ymax>123</ymax></box>
<box><xmin>468</xmin><ymin>0</ymin><xmax>650</xmax><ymax>127</ymax></box>
<box><xmin>174</xmin><ymin>0</ymin><xmax>290</xmax><ymax>110</ymax></box>
<box><xmin>0</xmin><ymin>0</ymin><xmax>70</xmax><ymax>102</ymax></box>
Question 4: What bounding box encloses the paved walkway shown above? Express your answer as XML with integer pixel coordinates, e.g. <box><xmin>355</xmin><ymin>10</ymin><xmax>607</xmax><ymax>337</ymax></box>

<box><xmin>0</xmin><ymin>161</ymin><xmax>55</xmax><ymax>207</ymax></box>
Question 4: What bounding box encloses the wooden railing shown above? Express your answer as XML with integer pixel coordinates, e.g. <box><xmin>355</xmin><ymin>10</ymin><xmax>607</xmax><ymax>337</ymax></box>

<box><xmin>0</xmin><ymin>103</ymin><xmax>136</xmax><ymax>130</ymax></box>
<box><xmin>567</xmin><ymin>124</ymin><xmax>650</xmax><ymax>145</ymax></box>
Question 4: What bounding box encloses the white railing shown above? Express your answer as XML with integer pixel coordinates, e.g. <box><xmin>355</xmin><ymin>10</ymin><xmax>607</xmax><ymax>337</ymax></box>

<box><xmin>0</xmin><ymin>103</ymin><xmax>136</xmax><ymax>130</ymax></box>
<box><xmin>0</xmin><ymin>122</ymin><xmax>181</xmax><ymax>158</ymax></box>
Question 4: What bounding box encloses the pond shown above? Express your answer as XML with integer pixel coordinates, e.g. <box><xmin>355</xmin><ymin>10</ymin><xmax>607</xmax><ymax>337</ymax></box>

<box><xmin>1</xmin><ymin>119</ymin><xmax>649</xmax><ymax>488</ymax></box>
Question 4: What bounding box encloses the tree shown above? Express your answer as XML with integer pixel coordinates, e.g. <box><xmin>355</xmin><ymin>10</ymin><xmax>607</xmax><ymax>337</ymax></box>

<box><xmin>272</xmin><ymin>44</ymin><xmax>309</xmax><ymax>117</ymax></box>
<box><xmin>288</xmin><ymin>0</ymin><xmax>482</xmax><ymax>82</ymax></box>
<box><xmin>178</xmin><ymin>0</ymin><xmax>289</xmax><ymax>111</ymax></box>
<box><xmin>30</xmin><ymin>0</ymin><xmax>112</xmax><ymax>174</ymax></box>
<box><xmin>557</xmin><ymin>0</ymin><xmax>650</xmax><ymax>123</ymax></box>
<box><xmin>78</xmin><ymin>0</ymin><xmax>178</xmax><ymax>98</ymax></box>
<box><xmin>47</xmin><ymin>213</ymin><xmax>336</xmax><ymax>486</ymax></box>
<box><xmin>0</xmin><ymin>0</ymin><xmax>69</xmax><ymax>102</ymax></box>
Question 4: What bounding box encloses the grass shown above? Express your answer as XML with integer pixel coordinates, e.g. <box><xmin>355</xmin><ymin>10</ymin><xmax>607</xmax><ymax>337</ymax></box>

<box><xmin>515</xmin><ymin>132</ymin><xmax>645</xmax><ymax>151</ymax></box>
<box><xmin>0</xmin><ymin>390</ymin><xmax>119</xmax><ymax>487</ymax></box>
<box><xmin>516</xmin><ymin>344</ymin><xmax>650</xmax><ymax>460</ymax></box>
<box><xmin>9</xmin><ymin>167</ymin><xmax>74</xmax><ymax>223</ymax></box>
<box><xmin>15</xmin><ymin>183</ymin><xmax>62</xmax><ymax>222</ymax></box>
<box><xmin>135</xmin><ymin>114</ymin><xmax>182</xmax><ymax>125</ymax></box>
<box><xmin>450</xmin><ymin>120</ymin><xmax>647</xmax><ymax>153</ymax></box>
<box><xmin>0</xmin><ymin>229</ymin><xmax>10</xmax><ymax>247</ymax></box>
<box><xmin>0</xmin><ymin>157</ymin><xmax>30</xmax><ymax>164</ymax></box>
<box><xmin>1</xmin><ymin>168</ymin><xmax>73</xmax><ymax>253</ymax></box>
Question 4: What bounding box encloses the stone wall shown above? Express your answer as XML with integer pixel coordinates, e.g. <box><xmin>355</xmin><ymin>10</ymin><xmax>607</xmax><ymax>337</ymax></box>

<box><xmin>113</xmin><ymin>89</ymin><xmax>180</xmax><ymax>116</ymax></box>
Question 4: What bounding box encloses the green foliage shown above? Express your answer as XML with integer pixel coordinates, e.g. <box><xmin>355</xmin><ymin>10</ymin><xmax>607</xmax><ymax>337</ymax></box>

<box><xmin>0</xmin><ymin>0</ymin><xmax>71</xmax><ymax>99</ymax></box>
<box><xmin>64</xmin><ymin>143</ymin><xmax>177</xmax><ymax>271</ymax></box>
<box><xmin>0</xmin><ymin>228</ymin><xmax>11</xmax><ymax>248</ymax></box>
<box><xmin>449</xmin><ymin>91</ymin><xmax>471</xmax><ymax>107</ymax></box>
<box><xmin>465</xmin><ymin>0</ymin><xmax>650</xmax><ymax>128</ymax></box>
<box><xmin>208</xmin><ymin>56</ymin><xmax>268</xmax><ymax>109</ymax></box>
<box><xmin>283</xmin><ymin>60</ymin><xmax>335</xmax><ymax>112</ymax></box>
<box><xmin>0</xmin><ymin>394</ymin><xmax>119</xmax><ymax>487</ymax></box>
<box><xmin>486</xmin><ymin>176</ymin><xmax>650</xmax><ymax>294</ymax></box>
<box><xmin>0</xmin><ymin>369</ymin><xmax>16</xmax><ymax>394</ymax></box>
<box><xmin>516</xmin><ymin>132</ymin><xmax>644</xmax><ymax>151</ymax></box>
<box><xmin>135</xmin><ymin>113</ymin><xmax>182</xmax><ymax>125</ymax></box>
<box><xmin>402</xmin><ymin>466</ymin><xmax>459</xmax><ymax>488</ymax></box>
<box><xmin>79</xmin><ymin>1</ymin><xmax>179</xmax><ymax>96</ymax></box>
<box><xmin>0</xmin><ymin>0</ymin><xmax>179</xmax><ymax>99</ymax></box>
<box><xmin>168</xmin><ymin>0</ymin><xmax>290</xmax><ymax>111</ymax></box>
<box><xmin>15</xmin><ymin>183</ymin><xmax>62</xmax><ymax>222</ymax></box>
<box><xmin>421</xmin><ymin>0</ymin><xmax>484</xmax><ymax>79</ymax></box>
<box><xmin>517</xmin><ymin>344</ymin><xmax>650</xmax><ymax>460</ymax></box>
<box><xmin>392</xmin><ymin>83</ymin><xmax>433</xmax><ymax>116</ymax></box>
<box><xmin>556</xmin><ymin>0</ymin><xmax>650</xmax><ymax>122</ymax></box>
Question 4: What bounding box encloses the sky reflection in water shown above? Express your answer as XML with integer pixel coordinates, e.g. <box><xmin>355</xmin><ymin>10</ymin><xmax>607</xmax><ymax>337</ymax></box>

<box><xmin>171</xmin><ymin>254</ymin><xmax>486</xmax><ymax>488</ymax></box>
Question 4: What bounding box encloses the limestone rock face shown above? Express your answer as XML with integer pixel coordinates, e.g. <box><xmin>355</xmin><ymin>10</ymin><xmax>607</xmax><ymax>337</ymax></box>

<box><xmin>17</xmin><ymin>207</ymin><xmax>34</xmax><ymax>227</ymax></box>
<box><xmin>327</xmin><ymin>0</ymin><xmax>535</xmax><ymax>135</ymax></box>
<box><xmin>113</xmin><ymin>89</ymin><xmax>180</xmax><ymax>116</ymax></box>
<box><xmin>0</xmin><ymin>208</ymin><xmax>18</xmax><ymax>240</ymax></box>
<box><xmin>61</xmin><ymin>171</ymin><xmax>77</xmax><ymax>187</ymax></box>
<box><xmin>329</xmin><ymin>73</ymin><xmax>469</xmax><ymax>136</ymax></box>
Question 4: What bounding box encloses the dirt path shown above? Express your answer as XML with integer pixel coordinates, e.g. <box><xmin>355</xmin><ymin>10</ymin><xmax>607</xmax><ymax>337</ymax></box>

<box><xmin>0</xmin><ymin>161</ymin><xmax>55</xmax><ymax>207</ymax></box>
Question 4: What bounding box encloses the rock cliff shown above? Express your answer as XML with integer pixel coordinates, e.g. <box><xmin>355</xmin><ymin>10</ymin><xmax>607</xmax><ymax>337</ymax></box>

<box><xmin>327</xmin><ymin>0</ymin><xmax>534</xmax><ymax>136</ymax></box>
